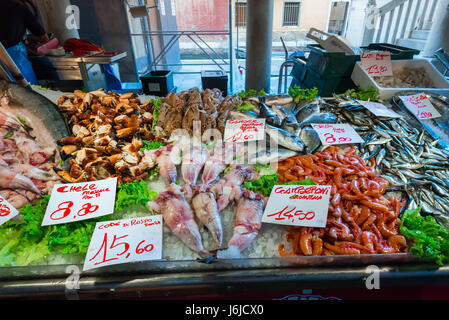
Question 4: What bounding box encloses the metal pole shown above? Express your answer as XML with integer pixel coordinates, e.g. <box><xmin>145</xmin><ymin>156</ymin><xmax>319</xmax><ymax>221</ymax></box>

<box><xmin>421</xmin><ymin>0</ymin><xmax>449</xmax><ymax>57</ymax></box>
<box><xmin>245</xmin><ymin>0</ymin><xmax>274</xmax><ymax>93</ymax></box>
<box><xmin>229</xmin><ymin>0</ymin><xmax>234</xmax><ymax>94</ymax></box>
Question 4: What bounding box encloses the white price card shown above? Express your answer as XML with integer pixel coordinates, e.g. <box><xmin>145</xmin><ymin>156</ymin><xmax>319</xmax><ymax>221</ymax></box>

<box><xmin>400</xmin><ymin>93</ymin><xmax>442</xmax><ymax>120</ymax></box>
<box><xmin>311</xmin><ymin>123</ymin><xmax>364</xmax><ymax>145</ymax></box>
<box><xmin>360</xmin><ymin>51</ymin><xmax>393</xmax><ymax>76</ymax></box>
<box><xmin>224</xmin><ymin>119</ymin><xmax>265</xmax><ymax>143</ymax></box>
<box><xmin>357</xmin><ymin>100</ymin><xmax>402</xmax><ymax>118</ymax></box>
<box><xmin>83</xmin><ymin>215</ymin><xmax>163</xmax><ymax>271</ymax></box>
<box><xmin>0</xmin><ymin>196</ymin><xmax>19</xmax><ymax>226</ymax></box>
<box><xmin>262</xmin><ymin>185</ymin><xmax>331</xmax><ymax>228</ymax></box>
<box><xmin>41</xmin><ymin>177</ymin><xmax>117</xmax><ymax>226</ymax></box>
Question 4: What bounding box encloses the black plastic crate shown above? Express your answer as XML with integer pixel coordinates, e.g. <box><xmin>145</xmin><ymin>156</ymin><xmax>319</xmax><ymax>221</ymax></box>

<box><xmin>290</xmin><ymin>58</ymin><xmax>356</xmax><ymax>97</ymax></box>
<box><xmin>201</xmin><ymin>70</ymin><xmax>228</xmax><ymax>95</ymax></box>
<box><xmin>360</xmin><ymin>43</ymin><xmax>420</xmax><ymax>60</ymax></box>
<box><xmin>140</xmin><ymin>70</ymin><xmax>174</xmax><ymax>96</ymax></box>
<box><xmin>305</xmin><ymin>44</ymin><xmax>361</xmax><ymax>78</ymax></box>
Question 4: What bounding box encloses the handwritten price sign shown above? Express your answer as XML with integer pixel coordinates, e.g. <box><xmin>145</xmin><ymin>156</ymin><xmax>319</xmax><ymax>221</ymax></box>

<box><xmin>357</xmin><ymin>100</ymin><xmax>402</xmax><ymax>118</ymax></box>
<box><xmin>262</xmin><ymin>185</ymin><xmax>331</xmax><ymax>227</ymax></box>
<box><xmin>224</xmin><ymin>119</ymin><xmax>265</xmax><ymax>143</ymax></box>
<box><xmin>311</xmin><ymin>123</ymin><xmax>364</xmax><ymax>145</ymax></box>
<box><xmin>400</xmin><ymin>93</ymin><xmax>441</xmax><ymax>120</ymax></box>
<box><xmin>0</xmin><ymin>196</ymin><xmax>19</xmax><ymax>226</ymax></box>
<box><xmin>42</xmin><ymin>177</ymin><xmax>117</xmax><ymax>226</ymax></box>
<box><xmin>361</xmin><ymin>51</ymin><xmax>393</xmax><ymax>76</ymax></box>
<box><xmin>83</xmin><ymin>215</ymin><xmax>162</xmax><ymax>271</ymax></box>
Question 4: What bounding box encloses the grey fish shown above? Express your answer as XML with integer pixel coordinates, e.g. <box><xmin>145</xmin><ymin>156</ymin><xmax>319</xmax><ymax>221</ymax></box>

<box><xmin>271</xmin><ymin>105</ymin><xmax>300</xmax><ymax>133</ymax></box>
<box><xmin>294</xmin><ymin>100</ymin><xmax>320</xmax><ymax>122</ymax></box>
<box><xmin>264</xmin><ymin>95</ymin><xmax>293</xmax><ymax>106</ymax></box>
<box><xmin>249</xmin><ymin>148</ymin><xmax>298</xmax><ymax>165</ymax></box>
<box><xmin>298</xmin><ymin>112</ymin><xmax>337</xmax><ymax>128</ymax></box>
<box><xmin>0</xmin><ymin>80</ymin><xmax>70</xmax><ymax>142</ymax></box>
<box><xmin>265</xmin><ymin>124</ymin><xmax>305</xmax><ymax>152</ymax></box>
<box><xmin>299</xmin><ymin>126</ymin><xmax>321</xmax><ymax>154</ymax></box>
<box><xmin>259</xmin><ymin>102</ymin><xmax>283</xmax><ymax>127</ymax></box>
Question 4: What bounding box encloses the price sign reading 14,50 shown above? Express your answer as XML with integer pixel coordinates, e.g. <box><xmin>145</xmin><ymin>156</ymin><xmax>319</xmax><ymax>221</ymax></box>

<box><xmin>267</xmin><ymin>205</ymin><xmax>315</xmax><ymax>223</ymax></box>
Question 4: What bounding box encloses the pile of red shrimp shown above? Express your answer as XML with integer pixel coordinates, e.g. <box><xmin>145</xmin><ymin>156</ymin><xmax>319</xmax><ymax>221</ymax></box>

<box><xmin>276</xmin><ymin>146</ymin><xmax>408</xmax><ymax>256</ymax></box>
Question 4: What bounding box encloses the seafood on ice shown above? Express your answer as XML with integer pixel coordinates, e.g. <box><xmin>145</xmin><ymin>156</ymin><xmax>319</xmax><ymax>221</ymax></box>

<box><xmin>148</xmin><ymin>183</ymin><xmax>210</xmax><ymax>255</ymax></box>
<box><xmin>212</xmin><ymin>165</ymin><xmax>258</xmax><ymax>212</ymax></box>
<box><xmin>0</xmin><ymin>105</ymin><xmax>62</xmax><ymax>210</ymax></box>
<box><xmin>55</xmin><ymin>89</ymin><xmax>163</xmax><ymax>184</ymax></box>
<box><xmin>227</xmin><ymin>189</ymin><xmax>266</xmax><ymax>252</ymax></box>
<box><xmin>191</xmin><ymin>184</ymin><xmax>223</xmax><ymax>248</ymax></box>
<box><xmin>277</xmin><ymin>146</ymin><xmax>408</xmax><ymax>256</ymax></box>
<box><xmin>154</xmin><ymin>88</ymin><xmax>242</xmax><ymax>138</ymax></box>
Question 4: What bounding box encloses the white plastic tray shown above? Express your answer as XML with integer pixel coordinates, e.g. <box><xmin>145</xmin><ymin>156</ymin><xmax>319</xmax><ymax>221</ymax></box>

<box><xmin>351</xmin><ymin>59</ymin><xmax>449</xmax><ymax>101</ymax></box>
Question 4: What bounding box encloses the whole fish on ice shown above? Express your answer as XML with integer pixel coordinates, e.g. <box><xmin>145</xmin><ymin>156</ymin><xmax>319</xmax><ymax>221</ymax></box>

<box><xmin>148</xmin><ymin>183</ymin><xmax>210</xmax><ymax>255</ymax></box>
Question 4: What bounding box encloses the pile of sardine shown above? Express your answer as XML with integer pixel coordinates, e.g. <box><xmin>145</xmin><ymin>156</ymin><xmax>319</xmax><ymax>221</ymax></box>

<box><xmin>323</xmin><ymin>96</ymin><xmax>449</xmax><ymax>228</ymax></box>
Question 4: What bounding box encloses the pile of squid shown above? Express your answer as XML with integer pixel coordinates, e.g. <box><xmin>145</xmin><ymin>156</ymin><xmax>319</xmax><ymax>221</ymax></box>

<box><xmin>0</xmin><ymin>110</ymin><xmax>61</xmax><ymax>209</ymax></box>
<box><xmin>154</xmin><ymin>88</ymin><xmax>242</xmax><ymax>138</ymax></box>
<box><xmin>146</xmin><ymin>138</ymin><xmax>265</xmax><ymax>256</ymax></box>
<box><xmin>277</xmin><ymin>146</ymin><xmax>408</xmax><ymax>256</ymax></box>
<box><xmin>55</xmin><ymin>90</ymin><xmax>163</xmax><ymax>184</ymax></box>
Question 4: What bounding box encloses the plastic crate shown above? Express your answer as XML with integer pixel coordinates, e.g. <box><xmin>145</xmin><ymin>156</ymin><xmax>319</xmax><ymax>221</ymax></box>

<box><xmin>140</xmin><ymin>70</ymin><xmax>174</xmax><ymax>96</ymax></box>
<box><xmin>290</xmin><ymin>59</ymin><xmax>356</xmax><ymax>97</ymax></box>
<box><xmin>360</xmin><ymin>43</ymin><xmax>420</xmax><ymax>60</ymax></box>
<box><xmin>201</xmin><ymin>70</ymin><xmax>228</xmax><ymax>95</ymax></box>
<box><xmin>305</xmin><ymin>44</ymin><xmax>360</xmax><ymax>78</ymax></box>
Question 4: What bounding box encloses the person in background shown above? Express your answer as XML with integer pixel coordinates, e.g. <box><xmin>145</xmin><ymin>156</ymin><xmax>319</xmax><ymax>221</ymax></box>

<box><xmin>0</xmin><ymin>0</ymin><xmax>49</xmax><ymax>85</ymax></box>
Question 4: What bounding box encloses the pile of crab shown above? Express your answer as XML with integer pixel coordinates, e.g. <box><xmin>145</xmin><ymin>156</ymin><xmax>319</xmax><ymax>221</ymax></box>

<box><xmin>55</xmin><ymin>89</ymin><xmax>164</xmax><ymax>184</ymax></box>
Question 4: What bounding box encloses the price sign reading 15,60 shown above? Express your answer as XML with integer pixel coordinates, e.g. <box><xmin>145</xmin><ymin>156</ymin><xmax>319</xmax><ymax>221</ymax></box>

<box><xmin>83</xmin><ymin>215</ymin><xmax>163</xmax><ymax>271</ymax></box>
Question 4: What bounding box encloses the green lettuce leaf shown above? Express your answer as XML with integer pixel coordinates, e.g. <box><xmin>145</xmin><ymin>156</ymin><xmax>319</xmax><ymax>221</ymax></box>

<box><xmin>151</xmin><ymin>97</ymin><xmax>162</xmax><ymax>130</ymax></box>
<box><xmin>288</xmin><ymin>85</ymin><xmax>318</xmax><ymax>104</ymax></box>
<box><xmin>400</xmin><ymin>206</ymin><xmax>449</xmax><ymax>265</ymax></box>
<box><xmin>115</xmin><ymin>180</ymin><xmax>158</xmax><ymax>212</ymax></box>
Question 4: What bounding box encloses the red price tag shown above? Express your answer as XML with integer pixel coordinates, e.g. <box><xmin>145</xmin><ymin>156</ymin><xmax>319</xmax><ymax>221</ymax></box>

<box><xmin>400</xmin><ymin>94</ymin><xmax>441</xmax><ymax>120</ymax></box>
<box><xmin>224</xmin><ymin>119</ymin><xmax>265</xmax><ymax>143</ymax></box>
<box><xmin>311</xmin><ymin>123</ymin><xmax>364</xmax><ymax>146</ymax></box>
<box><xmin>42</xmin><ymin>178</ymin><xmax>117</xmax><ymax>226</ymax></box>
<box><xmin>0</xmin><ymin>196</ymin><xmax>19</xmax><ymax>225</ymax></box>
<box><xmin>83</xmin><ymin>215</ymin><xmax>162</xmax><ymax>271</ymax></box>
<box><xmin>361</xmin><ymin>51</ymin><xmax>393</xmax><ymax>76</ymax></box>
<box><xmin>262</xmin><ymin>185</ymin><xmax>331</xmax><ymax>227</ymax></box>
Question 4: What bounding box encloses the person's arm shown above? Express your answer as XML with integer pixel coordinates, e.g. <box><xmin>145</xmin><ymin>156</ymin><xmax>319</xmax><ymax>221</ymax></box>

<box><xmin>27</xmin><ymin>33</ymin><xmax>49</xmax><ymax>44</ymax></box>
<box><xmin>22</xmin><ymin>2</ymin><xmax>48</xmax><ymax>44</ymax></box>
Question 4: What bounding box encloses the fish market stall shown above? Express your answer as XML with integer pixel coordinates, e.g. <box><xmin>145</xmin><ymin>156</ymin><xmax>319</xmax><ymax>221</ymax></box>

<box><xmin>1</xmin><ymin>74</ymin><xmax>449</xmax><ymax>300</ymax></box>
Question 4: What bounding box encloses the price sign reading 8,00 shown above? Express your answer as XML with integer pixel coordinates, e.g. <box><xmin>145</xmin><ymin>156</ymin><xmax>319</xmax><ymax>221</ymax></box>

<box><xmin>323</xmin><ymin>133</ymin><xmax>352</xmax><ymax>144</ymax></box>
